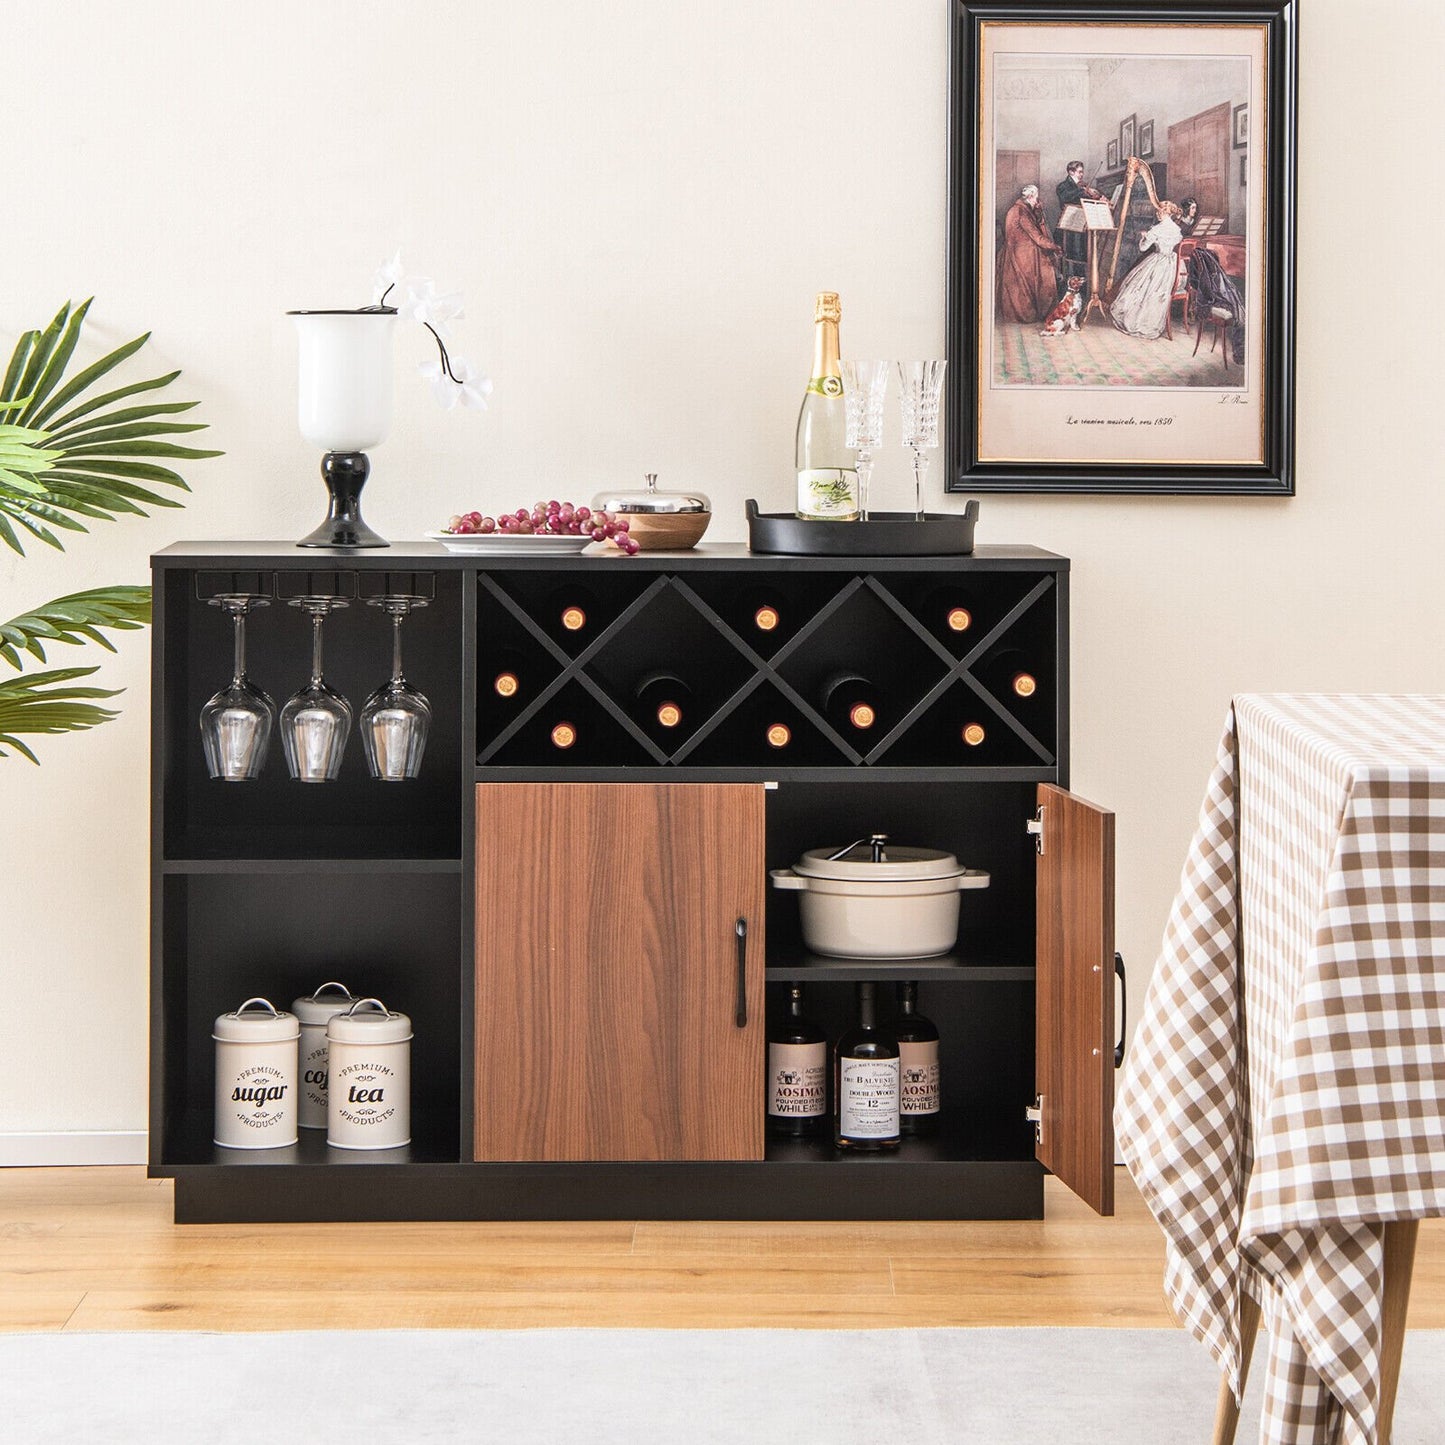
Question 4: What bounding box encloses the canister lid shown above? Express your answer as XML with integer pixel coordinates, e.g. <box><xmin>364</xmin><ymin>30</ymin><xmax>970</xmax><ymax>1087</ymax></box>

<box><xmin>326</xmin><ymin>997</ymin><xmax>412</xmax><ymax>1044</ymax></box>
<box><xmin>291</xmin><ymin>981</ymin><xmax>359</xmax><ymax>1025</ymax></box>
<box><xmin>213</xmin><ymin>997</ymin><xmax>299</xmax><ymax>1042</ymax></box>
<box><xmin>793</xmin><ymin>841</ymin><xmax>965</xmax><ymax>883</ymax></box>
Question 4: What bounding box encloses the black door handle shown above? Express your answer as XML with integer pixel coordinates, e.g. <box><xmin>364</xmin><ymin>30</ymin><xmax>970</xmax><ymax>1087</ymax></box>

<box><xmin>1114</xmin><ymin>951</ymin><xmax>1126</xmax><ymax>1068</ymax></box>
<box><xmin>735</xmin><ymin>917</ymin><xmax>748</xmax><ymax>1028</ymax></box>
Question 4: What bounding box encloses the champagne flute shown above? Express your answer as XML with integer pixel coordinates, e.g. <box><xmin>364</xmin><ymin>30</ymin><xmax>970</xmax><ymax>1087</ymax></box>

<box><xmin>281</xmin><ymin>597</ymin><xmax>352</xmax><ymax>782</ymax></box>
<box><xmin>200</xmin><ymin>595</ymin><xmax>275</xmax><ymax>781</ymax></box>
<box><xmin>896</xmin><ymin>360</ymin><xmax>947</xmax><ymax>521</ymax></box>
<box><xmin>841</xmin><ymin>359</ymin><xmax>890</xmax><ymax>521</ymax></box>
<box><xmin>361</xmin><ymin>596</ymin><xmax>431</xmax><ymax>781</ymax></box>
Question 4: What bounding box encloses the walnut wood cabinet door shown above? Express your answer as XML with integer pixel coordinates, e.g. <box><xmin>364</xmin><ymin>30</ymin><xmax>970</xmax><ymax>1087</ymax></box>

<box><xmin>1034</xmin><ymin>783</ymin><xmax>1117</xmax><ymax>1215</ymax></box>
<box><xmin>473</xmin><ymin>783</ymin><xmax>765</xmax><ymax>1162</ymax></box>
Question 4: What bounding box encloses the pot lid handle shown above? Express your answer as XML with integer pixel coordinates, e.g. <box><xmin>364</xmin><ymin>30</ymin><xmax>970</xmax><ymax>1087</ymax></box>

<box><xmin>826</xmin><ymin>833</ymin><xmax>889</xmax><ymax>863</ymax></box>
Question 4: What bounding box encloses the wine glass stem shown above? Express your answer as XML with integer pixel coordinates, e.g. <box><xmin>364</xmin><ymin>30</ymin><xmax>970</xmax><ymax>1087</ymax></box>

<box><xmin>857</xmin><ymin>451</ymin><xmax>874</xmax><ymax>522</ymax></box>
<box><xmin>912</xmin><ymin>447</ymin><xmax>930</xmax><ymax>521</ymax></box>
<box><xmin>310</xmin><ymin>613</ymin><xmax>325</xmax><ymax>686</ymax></box>
<box><xmin>232</xmin><ymin>610</ymin><xmax>247</xmax><ymax>686</ymax></box>
<box><xmin>391</xmin><ymin>613</ymin><xmax>405</xmax><ymax>685</ymax></box>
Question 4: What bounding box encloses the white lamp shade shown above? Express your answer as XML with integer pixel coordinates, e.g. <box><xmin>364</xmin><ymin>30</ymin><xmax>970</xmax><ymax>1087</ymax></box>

<box><xmin>293</xmin><ymin>312</ymin><xmax>396</xmax><ymax>452</ymax></box>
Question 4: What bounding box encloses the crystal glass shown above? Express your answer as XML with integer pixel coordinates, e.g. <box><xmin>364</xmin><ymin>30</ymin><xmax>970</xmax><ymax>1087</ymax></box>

<box><xmin>200</xmin><ymin>595</ymin><xmax>275</xmax><ymax>781</ymax></box>
<box><xmin>281</xmin><ymin>598</ymin><xmax>352</xmax><ymax>782</ymax></box>
<box><xmin>841</xmin><ymin>359</ymin><xmax>890</xmax><ymax>521</ymax></box>
<box><xmin>896</xmin><ymin>360</ymin><xmax>947</xmax><ymax>521</ymax></box>
<box><xmin>361</xmin><ymin>597</ymin><xmax>431</xmax><ymax>781</ymax></box>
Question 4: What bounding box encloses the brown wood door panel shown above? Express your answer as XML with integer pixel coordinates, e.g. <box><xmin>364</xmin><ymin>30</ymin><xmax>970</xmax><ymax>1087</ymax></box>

<box><xmin>1035</xmin><ymin>783</ymin><xmax>1116</xmax><ymax>1215</ymax></box>
<box><xmin>1168</xmin><ymin>103</ymin><xmax>1230</xmax><ymax>227</ymax></box>
<box><xmin>474</xmin><ymin>782</ymin><xmax>765</xmax><ymax>1163</ymax></box>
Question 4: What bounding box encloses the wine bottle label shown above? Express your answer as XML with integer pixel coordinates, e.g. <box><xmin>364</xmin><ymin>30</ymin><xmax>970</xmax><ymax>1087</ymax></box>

<box><xmin>806</xmin><ymin>375</ymin><xmax>844</xmax><ymax>397</ymax></box>
<box><xmin>899</xmin><ymin>1040</ymin><xmax>941</xmax><ymax>1116</ymax></box>
<box><xmin>797</xmin><ymin>469</ymin><xmax>859</xmax><ymax>520</ymax></box>
<box><xmin>838</xmin><ymin>1056</ymin><xmax>900</xmax><ymax>1138</ymax></box>
<box><xmin>768</xmin><ymin>1042</ymin><xmax>826</xmax><ymax>1117</ymax></box>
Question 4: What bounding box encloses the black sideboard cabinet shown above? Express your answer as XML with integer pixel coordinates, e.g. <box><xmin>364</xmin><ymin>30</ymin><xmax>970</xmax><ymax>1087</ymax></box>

<box><xmin>150</xmin><ymin>541</ymin><xmax>1115</xmax><ymax>1223</ymax></box>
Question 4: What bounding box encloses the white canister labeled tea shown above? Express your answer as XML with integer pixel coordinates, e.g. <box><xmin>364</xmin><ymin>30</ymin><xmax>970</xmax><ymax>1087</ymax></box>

<box><xmin>326</xmin><ymin>998</ymin><xmax>411</xmax><ymax>1150</ymax></box>
<box><xmin>213</xmin><ymin>998</ymin><xmax>300</xmax><ymax>1149</ymax></box>
<box><xmin>291</xmin><ymin>981</ymin><xmax>358</xmax><ymax>1130</ymax></box>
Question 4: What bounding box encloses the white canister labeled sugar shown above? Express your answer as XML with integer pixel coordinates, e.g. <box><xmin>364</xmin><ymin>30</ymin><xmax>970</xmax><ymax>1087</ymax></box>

<box><xmin>326</xmin><ymin>998</ymin><xmax>411</xmax><ymax>1150</ymax></box>
<box><xmin>290</xmin><ymin>981</ymin><xmax>358</xmax><ymax>1129</ymax></box>
<box><xmin>213</xmin><ymin>998</ymin><xmax>300</xmax><ymax>1149</ymax></box>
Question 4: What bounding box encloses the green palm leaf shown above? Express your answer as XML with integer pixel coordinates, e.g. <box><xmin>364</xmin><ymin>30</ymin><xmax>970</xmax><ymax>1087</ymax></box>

<box><xmin>0</xmin><ymin>666</ymin><xmax>122</xmax><ymax>763</ymax></box>
<box><xmin>0</xmin><ymin>300</ymin><xmax>219</xmax><ymax>556</ymax></box>
<box><xmin>1</xmin><ymin>587</ymin><xmax>152</xmax><ymax>670</ymax></box>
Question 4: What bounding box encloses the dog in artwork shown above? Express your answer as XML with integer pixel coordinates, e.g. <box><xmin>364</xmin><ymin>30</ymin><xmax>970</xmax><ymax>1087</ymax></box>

<box><xmin>1039</xmin><ymin>276</ymin><xmax>1085</xmax><ymax>337</ymax></box>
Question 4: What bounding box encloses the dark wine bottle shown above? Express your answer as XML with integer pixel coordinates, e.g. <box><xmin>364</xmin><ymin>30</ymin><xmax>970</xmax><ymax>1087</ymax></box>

<box><xmin>736</xmin><ymin>588</ymin><xmax>783</xmax><ymax>636</ymax></box>
<box><xmin>961</xmin><ymin>721</ymin><xmax>986</xmax><ymax>748</ymax></box>
<box><xmin>765</xmin><ymin>722</ymin><xmax>792</xmax><ymax>749</ymax></box>
<box><xmin>549</xmin><ymin>721</ymin><xmax>577</xmax><ymax>750</ymax></box>
<box><xmin>822</xmin><ymin>671</ymin><xmax>877</xmax><ymax>732</ymax></box>
<box><xmin>767</xmin><ymin>985</ymin><xmax>827</xmax><ymax>1136</ymax></box>
<box><xmin>834</xmin><ymin>982</ymin><xmax>900</xmax><ymax>1151</ymax></box>
<box><xmin>923</xmin><ymin>587</ymin><xmax>976</xmax><ymax>638</ymax></box>
<box><xmin>889</xmin><ymin>981</ymin><xmax>940</xmax><ymax>1137</ymax></box>
<box><xmin>547</xmin><ymin>586</ymin><xmax>598</xmax><ymax>636</ymax></box>
<box><xmin>984</xmin><ymin>648</ymin><xmax>1039</xmax><ymax>700</ymax></box>
<box><xmin>634</xmin><ymin>670</ymin><xmax>692</xmax><ymax>731</ymax></box>
<box><xmin>488</xmin><ymin>648</ymin><xmax>532</xmax><ymax>702</ymax></box>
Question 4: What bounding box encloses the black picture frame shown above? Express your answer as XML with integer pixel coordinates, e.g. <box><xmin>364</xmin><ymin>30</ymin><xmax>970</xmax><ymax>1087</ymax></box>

<box><xmin>1106</xmin><ymin>138</ymin><xmax>1120</xmax><ymax>170</ymax></box>
<box><xmin>1138</xmin><ymin>118</ymin><xmax>1155</xmax><ymax>158</ymax></box>
<box><xmin>948</xmin><ymin>0</ymin><xmax>1298</xmax><ymax>496</ymax></box>
<box><xmin>1119</xmin><ymin>112</ymin><xmax>1137</xmax><ymax>160</ymax></box>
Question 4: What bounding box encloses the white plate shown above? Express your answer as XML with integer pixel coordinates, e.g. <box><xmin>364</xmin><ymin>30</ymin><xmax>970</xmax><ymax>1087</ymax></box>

<box><xmin>425</xmin><ymin>530</ymin><xmax>595</xmax><ymax>555</ymax></box>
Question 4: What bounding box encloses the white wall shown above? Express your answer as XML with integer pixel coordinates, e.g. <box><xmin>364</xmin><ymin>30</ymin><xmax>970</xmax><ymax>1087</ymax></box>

<box><xmin>4</xmin><ymin>0</ymin><xmax>1443</xmax><ymax>1154</ymax></box>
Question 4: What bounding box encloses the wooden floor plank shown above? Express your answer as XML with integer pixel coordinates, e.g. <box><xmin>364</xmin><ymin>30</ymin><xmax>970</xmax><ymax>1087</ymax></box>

<box><xmin>0</xmin><ymin>1167</ymin><xmax>1440</xmax><ymax>1333</ymax></box>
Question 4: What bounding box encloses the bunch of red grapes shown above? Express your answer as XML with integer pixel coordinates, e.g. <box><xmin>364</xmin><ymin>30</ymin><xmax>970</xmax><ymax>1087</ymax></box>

<box><xmin>445</xmin><ymin>501</ymin><xmax>639</xmax><ymax>555</ymax></box>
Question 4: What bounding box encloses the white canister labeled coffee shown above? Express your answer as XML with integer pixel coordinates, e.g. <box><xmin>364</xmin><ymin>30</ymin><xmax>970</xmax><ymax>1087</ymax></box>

<box><xmin>291</xmin><ymin>981</ymin><xmax>358</xmax><ymax>1129</ymax></box>
<box><xmin>326</xmin><ymin>998</ymin><xmax>411</xmax><ymax>1150</ymax></box>
<box><xmin>213</xmin><ymin>998</ymin><xmax>300</xmax><ymax>1149</ymax></box>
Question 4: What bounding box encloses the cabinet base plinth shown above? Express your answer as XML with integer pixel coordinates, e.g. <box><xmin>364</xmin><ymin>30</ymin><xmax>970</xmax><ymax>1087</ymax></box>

<box><xmin>162</xmin><ymin>1160</ymin><xmax>1043</xmax><ymax>1224</ymax></box>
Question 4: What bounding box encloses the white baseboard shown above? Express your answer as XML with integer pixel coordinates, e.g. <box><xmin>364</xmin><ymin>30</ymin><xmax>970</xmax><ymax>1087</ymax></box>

<box><xmin>0</xmin><ymin>1132</ymin><xmax>148</xmax><ymax>1167</ymax></box>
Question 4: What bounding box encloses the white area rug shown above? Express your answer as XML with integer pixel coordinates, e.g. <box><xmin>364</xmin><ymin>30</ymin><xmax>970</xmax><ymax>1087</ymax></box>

<box><xmin>3</xmin><ymin>1328</ymin><xmax>1444</xmax><ymax>1443</ymax></box>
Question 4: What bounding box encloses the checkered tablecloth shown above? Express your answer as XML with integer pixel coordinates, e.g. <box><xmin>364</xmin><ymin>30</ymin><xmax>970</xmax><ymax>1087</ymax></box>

<box><xmin>1116</xmin><ymin>695</ymin><xmax>1445</xmax><ymax>1445</ymax></box>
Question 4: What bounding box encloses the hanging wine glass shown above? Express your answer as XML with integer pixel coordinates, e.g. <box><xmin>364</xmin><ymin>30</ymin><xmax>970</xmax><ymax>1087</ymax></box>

<box><xmin>896</xmin><ymin>360</ymin><xmax>947</xmax><ymax>521</ymax></box>
<box><xmin>361</xmin><ymin>596</ymin><xmax>431</xmax><ymax>781</ymax></box>
<box><xmin>281</xmin><ymin>597</ymin><xmax>352</xmax><ymax>782</ymax></box>
<box><xmin>200</xmin><ymin>595</ymin><xmax>275</xmax><ymax>781</ymax></box>
<box><xmin>840</xmin><ymin>359</ymin><xmax>890</xmax><ymax>522</ymax></box>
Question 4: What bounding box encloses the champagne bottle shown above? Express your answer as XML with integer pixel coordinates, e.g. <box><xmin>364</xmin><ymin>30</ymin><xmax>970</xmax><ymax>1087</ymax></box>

<box><xmin>635</xmin><ymin>670</ymin><xmax>691</xmax><ymax>730</ymax></box>
<box><xmin>822</xmin><ymin>671</ymin><xmax>877</xmax><ymax>732</ymax></box>
<box><xmin>767</xmin><ymin>985</ymin><xmax>827</xmax><ymax>1136</ymax></box>
<box><xmin>834</xmin><ymin>982</ymin><xmax>900</xmax><ymax>1151</ymax></box>
<box><xmin>890</xmin><ymin>982</ymin><xmax>941</xmax><ymax>1137</ymax></box>
<box><xmin>794</xmin><ymin>292</ymin><xmax>858</xmax><ymax>521</ymax></box>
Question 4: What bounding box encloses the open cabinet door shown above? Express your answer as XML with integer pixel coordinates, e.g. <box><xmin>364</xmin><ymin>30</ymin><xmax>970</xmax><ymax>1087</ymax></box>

<box><xmin>1034</xmin><ymin>782</ymin><xmax>1116</xmax><ymax>1215</ymax></box>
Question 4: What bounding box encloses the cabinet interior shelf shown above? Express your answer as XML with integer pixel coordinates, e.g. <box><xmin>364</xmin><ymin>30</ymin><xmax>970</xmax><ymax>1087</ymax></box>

<box><xmin>764</xmin><ymin>954</ymin><xmax>1035</xmax><ymax>983</ymax></box>
<box><xmin>161</xmin><ymin>856</ymin><xmax>463</xmax><ymax>875</ymax></box>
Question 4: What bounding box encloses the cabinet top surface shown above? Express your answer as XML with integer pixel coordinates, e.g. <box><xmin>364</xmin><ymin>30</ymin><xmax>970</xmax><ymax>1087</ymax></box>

<box><xmin>152</xmin><ymin>540</ymin><xmax>1068</xmax><ymax>570</ymax></box>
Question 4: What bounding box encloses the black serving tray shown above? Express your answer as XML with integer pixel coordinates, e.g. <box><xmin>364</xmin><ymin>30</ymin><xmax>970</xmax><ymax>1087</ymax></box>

<box><xmin>746</xmin><ymin>499</ymin><xmax>978</xmax><ymax>556</ymax></box>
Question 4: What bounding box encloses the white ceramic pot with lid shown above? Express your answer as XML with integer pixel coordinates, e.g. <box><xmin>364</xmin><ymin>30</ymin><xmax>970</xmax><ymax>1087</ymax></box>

<box><xmin>325</xmin><ymin>998</ymin><xmax>412</xmax><ymax>1150</ymax></box>
<box><xmin>770</xmin><ymin>833</ymin><xmax>990</xmax><ymax>959</ymax></box>
<box><xmin>592</xmin><ymin>473</ymin><xmax>711</xmax><ymax>550</ymax></box>
<box><xmin>212</xmin><ymin>998</ymin><xmax>300</xmax><ymax>1148</ymax></box>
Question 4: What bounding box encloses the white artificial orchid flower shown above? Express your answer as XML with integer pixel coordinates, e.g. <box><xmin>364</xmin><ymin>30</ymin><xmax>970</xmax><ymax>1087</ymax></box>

<box><xmin>398</xmin><ymin>278</ymin><xmax>465</xmax><ymax>341</ymax></box>
<box><xmin>372</xmin><ymin>250</ymin><xmax>405</xmax><ymax>306</ymax></box>
<box><xmin>419</xmin><ymin>356</ymin><xmax>492</xmax><ymax>411</ymax></box>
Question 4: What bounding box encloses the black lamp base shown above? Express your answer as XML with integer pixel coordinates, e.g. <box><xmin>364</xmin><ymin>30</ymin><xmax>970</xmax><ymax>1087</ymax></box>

<box><xmin>297</xmin><ymin>451</ymin><xmax>389</xmax><ymax>549</ymax></box>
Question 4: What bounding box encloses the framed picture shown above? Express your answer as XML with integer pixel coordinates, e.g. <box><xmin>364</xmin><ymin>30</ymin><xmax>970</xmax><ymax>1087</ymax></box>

<box><xmin>1233</xmin><ymin>102</ymin><xmax>1249</xmax><ymax>147</ymax></box>
<box><xmin>948</xmin><ymin>0</ymin><xmax>1298</xmax><ymax>495</ymax></box>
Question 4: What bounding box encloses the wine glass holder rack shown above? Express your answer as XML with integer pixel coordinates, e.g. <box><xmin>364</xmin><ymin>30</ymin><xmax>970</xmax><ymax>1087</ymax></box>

<box><xmin>149</xmin><ymin>541</ymin><xmax>1114</xmax><ymax>1225</ymax></box>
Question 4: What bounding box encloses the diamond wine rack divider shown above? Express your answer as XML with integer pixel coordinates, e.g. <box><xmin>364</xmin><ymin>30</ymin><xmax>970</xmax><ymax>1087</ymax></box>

<box><xmin>475</xmin><ymin>570</ymin><xmax>1059</xmax><ymax>770</ymax></box>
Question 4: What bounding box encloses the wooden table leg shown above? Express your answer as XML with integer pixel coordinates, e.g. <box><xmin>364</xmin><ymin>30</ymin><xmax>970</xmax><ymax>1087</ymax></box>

<box><xmin>1210</xmin><ymin>1290</ymin><xmax>1263</xmax><ymax>1445</ymax></box>
<box><xmin>1377</xmin><ymin>1219</ymin><xmax>1419</xmax><ymax>1445</ymax></box>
